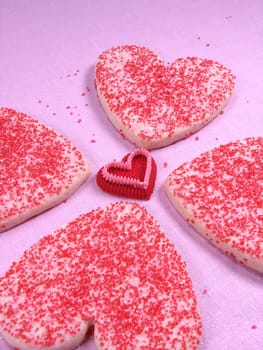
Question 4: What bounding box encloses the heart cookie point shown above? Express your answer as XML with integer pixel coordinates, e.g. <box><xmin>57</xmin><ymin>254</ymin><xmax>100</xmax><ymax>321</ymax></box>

<box><xmin>165</xmin><ymin>136</ymin><xmax>263</xmax><ymax>273</ymax></box>
<box><xmin>96</xmin><ymin>149</ymin><xmax>157</xmax><ymax>200</ymax></box>
<box><xmin>95</xmin><ymin>45</ymin><xmax>235</xmax><ymax>149</ymax></box>
<box><xmin>0</xmin><ymin>107</ymin><xmax>91</xmax><ymax>232</ymax></box>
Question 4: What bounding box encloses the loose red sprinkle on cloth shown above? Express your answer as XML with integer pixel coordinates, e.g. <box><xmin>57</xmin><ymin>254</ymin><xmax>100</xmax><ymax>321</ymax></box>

<box><xmin>96</xmin><ymin>149</ymin><xmax>157</xmax><ymax>200</ymax></box>
<box><xmin>0</xmin><ymin>107</ymin><xmax>90</xmax><ymax>232</ymax></box>
<box><xmin>0</xmin><ymin>201</ymin><xmax>202</xmax><ymax>350</ymax></box>
<box><xmin>164</xmin><ymin>137</ymin><xmax>263</xmax><ymax>273</ymax></box>
<box><xmin>95</xmin><ymin>45</ymin><xmax>235</xmax><ymax>150</ymax></box>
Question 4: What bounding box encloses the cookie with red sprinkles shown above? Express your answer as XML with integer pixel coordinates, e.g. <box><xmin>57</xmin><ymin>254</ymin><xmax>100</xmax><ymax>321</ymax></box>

<box><xmin>164</xmin><ymin>137</ymin><xmax>263</xmax><ymax>272</ymax></box>
<box><xmin>95</xmin><ymin>45</ymin><xmax>235</xmax><ymax>149</ymax></box>
<box><xmin>96</xmin><ymin>148</ymin><xmax>157</xmax><ymax>200</ymax></box>
<box><xmin>0</xmin><ymin>107</ymin><xmax>90</xmax><ymax>232</ymax></box>
<box><xmin>0</xmin><ymin>201</ymin><xmax>202</xmax><ymax>350</ymax></box>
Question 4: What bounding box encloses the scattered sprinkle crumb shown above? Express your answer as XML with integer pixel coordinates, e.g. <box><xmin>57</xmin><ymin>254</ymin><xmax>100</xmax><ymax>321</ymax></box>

<box><xmin>91</xmin><ymin>139</ymin><xmax>96</xmax><ymax>143</ymax></box>
<box><xmin>67</xmin><ymin>74</ymin><xmax>71</xmax><ymax>78</ymax></box>
<box><xmin>81</xmin><ymin>92</ymin><xmax>86</xmax><ymax>96</ymax></box>
<box><xmin>52</xmin><ymin>113</ymin><xmax>56</xmax><ymax>116</ymax></box>
<box><xmin>219</xmin><ymin>110</ymin><xmax>224</xmax><ymax>115</ymax></box>
<box><xmin>202</xmin><ymin>288</ymin><xmax>208</xmax><ymax>295</ymax></box>
<box><xmin>37</xmin><ymin>100</ymin><xmax>42</xmax><ymax>104</ymax></box>
<box><xmin>206</xmin><ymin>43</ymin><xmax>210</xmax><ymax>47</ymax></box>
<box><xmin>46</xmin><ymin>104</ymin><xmax>49</xmax><ymax>108</ymax></box>
<box><xmin>163</xmin><ymin>162</ymin><xmax>168</xmax><ymax>168</ymax></box>
<box><xmin>77</xmin><ymin>119</ymin><xmax>82</xmax><ymax>123</ymax></box>
<box><xmin>66</xmin><ymin>106</ymin><xmax>71</xmax><ymax>109</ymax></box>
<box><xmin>85</xmin><ymin>103</ymin><xmax>89</xmax><ymax>107</ymax></box>
<box><xmin>195</xmin><ymin>136</ymin><xmax>199</xmax><ymax>141</ymax></box>
<box><xmin>70</xmin><ymin>112</ymin><xmax>74</xmax><ymax>116</ymax></box>
<box><xmin>197</xmin><ymin>36</ymin><xmax>201</xmax><ymax>40</ymax></box>
<box><xmin>251</xmin><ymin>324</ymin><xmax>257</xmax><ymax>330</ymax></box>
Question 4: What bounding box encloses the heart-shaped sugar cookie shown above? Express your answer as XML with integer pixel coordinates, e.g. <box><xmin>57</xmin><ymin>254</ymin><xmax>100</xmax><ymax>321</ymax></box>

<box><xmin>0</xmin><ymin>107</ymin><xmax>90</xmax><ymax>232</ymax></box>
<box><xmin>95</xmin><ymin>45</ymin><xmax>235</xmax><ymax>149</ymax></box>
<box><xmin>96</xmin><ymin>149</ymin><xmax>157</xmax><ymax>199</ymax></box>
<box><xmin>0</xmin><ymin>201</ymin><xmax>202</xmax><ymax>350</ymax></box>
<box><xmin>164</xmin><ymin>137</ymin><xmax>263</xmax><ymax>272</ymax></box>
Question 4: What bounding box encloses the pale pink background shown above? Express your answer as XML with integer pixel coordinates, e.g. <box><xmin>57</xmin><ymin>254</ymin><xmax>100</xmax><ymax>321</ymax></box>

<box><xmin>0</xmin><ymin>1</ymin><xmax>263</xmax><ymax>349</ymax></box>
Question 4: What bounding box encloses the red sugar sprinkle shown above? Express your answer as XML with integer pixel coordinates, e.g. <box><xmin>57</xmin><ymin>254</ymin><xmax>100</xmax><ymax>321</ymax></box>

<box><xmin>202</xmin><ymin>288</ymin><xmax>208</xmax><ymax>295</ymax></box>
<box><xmin>81</xmin><ymin>93</ymin><xmax>86</xmax><ymax>96</ymax></box>
<box><xmin>195</xmin><ymin>136</ymin><xmax>199</xmax><ymax>141</ymax></box>
<box><xmin>163</xmin><ymin>162</ymin><xmax>168</xmax><ymax>168</ymax></box>
<box><xmin>90</xmin><ymin>139</ymin><xmax>96</xmax><ymax>143</ymax></box>
<box><xmin>251</xmin><ymin>324</ymin><xmax>257</xmax><ymax>330</ymax></box>
<box><xmin>77</xmin><ymin>119</ymin><xmax>82</xmax><ymax>123</ymax></box>
<box><xmin>219</xmin><ymin>110</ymin><xmax>224</xmax><ymax>115</ymax></box>
<box><xmin>0</xmin><ymin>201</ymin><xmax>202</xmax><ymax>349</ymax></box>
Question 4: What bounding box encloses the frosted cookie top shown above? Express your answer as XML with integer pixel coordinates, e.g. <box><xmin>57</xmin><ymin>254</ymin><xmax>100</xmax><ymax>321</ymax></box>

<box><xmin>165</xmin><ymin>136</ymin><xmax>263</xmax><ymax>272</ymax></box>
<box><xmin>95</xmin><ymin>45</ymin><xmax>235</xmax><ymax>149</ymax></box>
<box><xmin>0</xmin><ymin>107</ymin><xmax>90</xmax><ymax>231</ymax></box>
<box><xmin>0</xmin><ymin>201</ymin><xmax>202</xmax><ymax>350</ymax></box>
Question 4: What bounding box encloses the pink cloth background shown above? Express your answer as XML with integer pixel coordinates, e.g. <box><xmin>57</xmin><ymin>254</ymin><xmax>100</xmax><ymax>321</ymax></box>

<box><xmin>0</xmin><ymin>0</ymin><xmax>263</xmax><ymax>349</ymax></box>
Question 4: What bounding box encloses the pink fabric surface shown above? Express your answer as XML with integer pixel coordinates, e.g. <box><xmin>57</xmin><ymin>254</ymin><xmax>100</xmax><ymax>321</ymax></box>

<box><xmin>0</xmin><ymin>1</ymin><xmax>262</xmax><ymax>349</ymax></box>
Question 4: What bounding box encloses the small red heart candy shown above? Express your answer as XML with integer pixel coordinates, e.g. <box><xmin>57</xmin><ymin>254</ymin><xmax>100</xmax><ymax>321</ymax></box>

<box><xmin>96</xmin><ymin>149</ymin><xmax>157</xmax><ymax>200</ymax></box>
